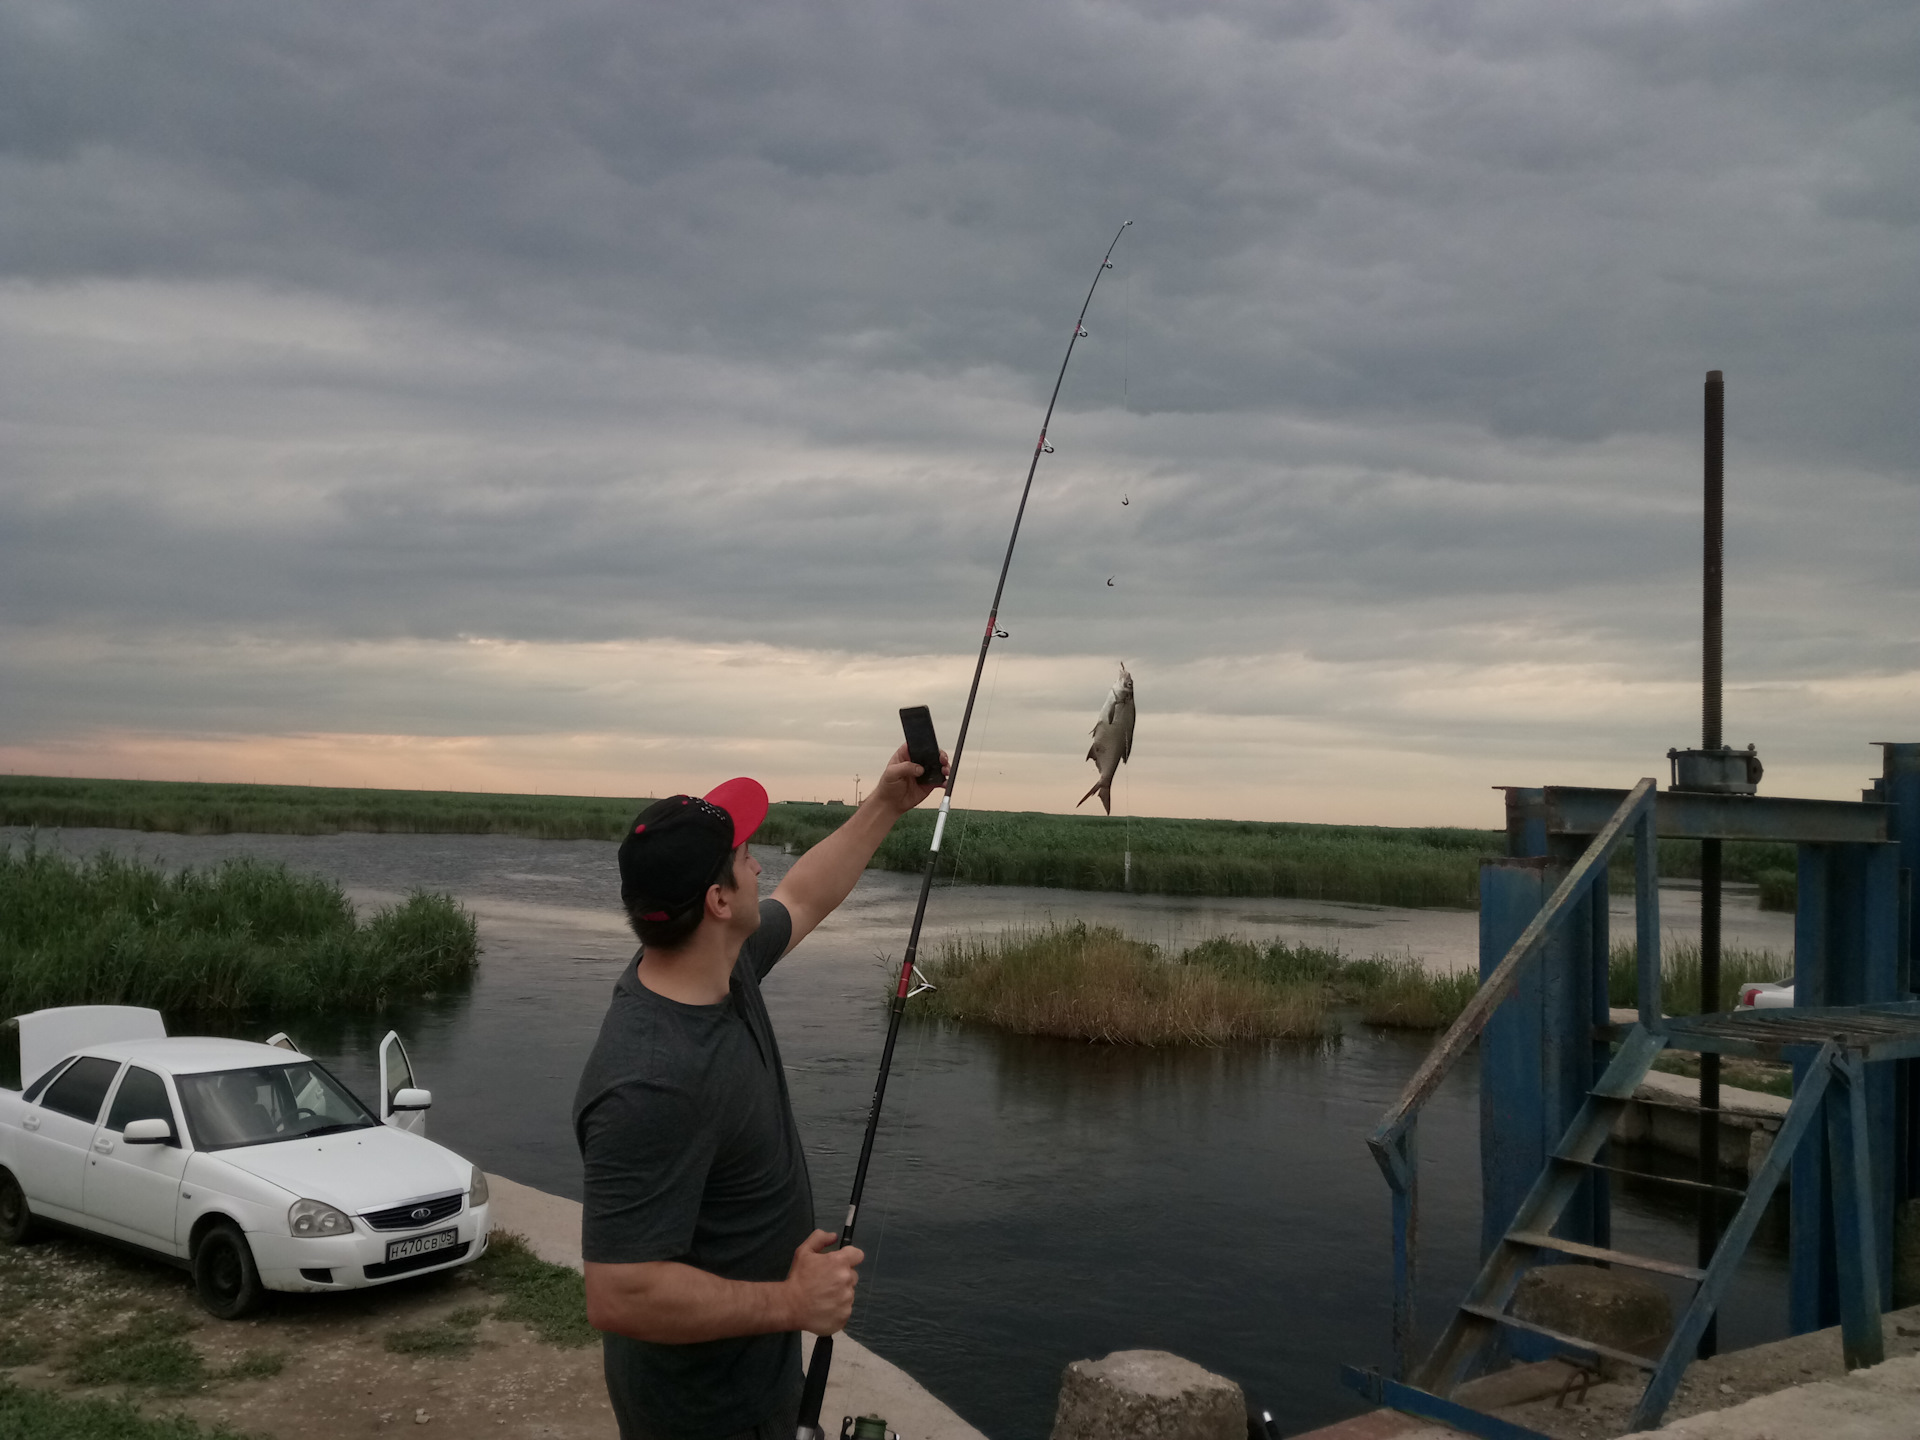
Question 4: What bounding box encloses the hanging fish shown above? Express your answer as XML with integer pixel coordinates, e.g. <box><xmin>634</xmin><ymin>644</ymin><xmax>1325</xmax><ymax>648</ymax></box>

<box><xmin>1077</xmin><ymin>662</ymin><xmax>1135</xmax><ymax>815</ymax></box>
<box><xmin>1121</xmin><ymin>495</ymin><xmax>1129</xmax><ymax>506</ymax></box>
<box><xmin>1106</xmin><ymin>577</ymin><xmax>1115</xmax><ymax>586</ymax></box>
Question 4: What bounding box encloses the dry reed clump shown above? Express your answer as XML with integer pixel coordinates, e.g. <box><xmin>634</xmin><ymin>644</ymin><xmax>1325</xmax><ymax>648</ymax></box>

<box><xmin>921</xmin><ymin>924</ymin><xmax>1328</xmax><ymax>1046</ymax></box>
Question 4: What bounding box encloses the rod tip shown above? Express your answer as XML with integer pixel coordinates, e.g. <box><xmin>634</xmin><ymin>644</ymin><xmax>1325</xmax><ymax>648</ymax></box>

<box><xmin>1706</xmin><ymin>369</ymin><xmax>1723</xmax><ymax>383</ymax></box>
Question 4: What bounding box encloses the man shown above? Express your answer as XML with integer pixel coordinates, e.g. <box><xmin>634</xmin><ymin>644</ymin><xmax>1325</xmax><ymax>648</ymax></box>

<box><xmin>573</xmin><ymin>742</ymin><xmax>947</xmax><ymax>1440</ymax></box>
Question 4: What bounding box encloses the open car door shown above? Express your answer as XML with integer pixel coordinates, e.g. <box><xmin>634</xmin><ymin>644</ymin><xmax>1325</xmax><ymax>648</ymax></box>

<box><xmin>376</xmin><ymin>1031</ymin><xmax>431</xmax><ymax>1136</ymax></box>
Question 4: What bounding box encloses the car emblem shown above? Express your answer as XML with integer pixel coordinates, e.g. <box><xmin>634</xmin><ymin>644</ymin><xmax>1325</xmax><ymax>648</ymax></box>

<box><xmin>411</xmin><ymin>1207</ymin><xmax>432</xmax><ymax>1221</ymax></box>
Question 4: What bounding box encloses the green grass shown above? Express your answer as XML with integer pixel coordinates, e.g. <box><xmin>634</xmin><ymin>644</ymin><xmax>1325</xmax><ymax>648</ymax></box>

<box><xmin>914</xmin><ymin>924</ymin><xmax>1481</xmax><ymax>1044</ymax></box>
<box><xmin>64</xmin><ymin>1312</ymin><xmax>204</xmax><ymax>1393</ymax></box>
<box><xmin>470</xmin><ymin>1234</ymin><xmax>597</xmax><ymax>1348</ymax></box>
<box><xmin>1607</xmin><ymin>939</ymin><xmax>1793</xmax><ymax>1016</ymax></box>
<box><xmin>0</xmin><ymin>843</ymin><xmax>478</xmax><ymax>1027</ymax></box>
<box><xmin>0</xmin><ymin>1383</ymin><xmax>253</xmax><ymax>1440</ymax></box>
<box><xmin>383</xmin><ymin>1306</ymin><xmax>485</xmax><ymax>1358</ymax></box>
<box><xmin>217</xmin><ymin>1351</ymin><xmax>284</xmax><ymax>1382</ymax></box>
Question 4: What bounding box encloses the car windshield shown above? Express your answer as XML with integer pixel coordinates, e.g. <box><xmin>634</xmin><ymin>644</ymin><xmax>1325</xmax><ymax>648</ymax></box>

<box><xmin>175</xmin><ymin>1061</ymin><xmax>378</xmax><ymax>1151</ymax></box>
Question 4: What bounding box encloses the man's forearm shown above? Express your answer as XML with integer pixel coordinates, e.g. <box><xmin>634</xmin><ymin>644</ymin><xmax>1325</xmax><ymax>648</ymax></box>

<box><xmin>584</xmin><ymin>1259</ymin><xmax>794</xmax><ymax>1344</ymax></box>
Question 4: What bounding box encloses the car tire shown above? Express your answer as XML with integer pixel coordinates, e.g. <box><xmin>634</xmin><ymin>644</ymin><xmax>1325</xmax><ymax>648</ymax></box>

<box><xmin>193</xmin><ymin>1220</ymin><xmax>267</xmax><ymax>1319</ymax></box>
<box><xmin>0</xmin><ymin>1168</ymin><xmax>35</xmax><ymax>1245</ymax></box>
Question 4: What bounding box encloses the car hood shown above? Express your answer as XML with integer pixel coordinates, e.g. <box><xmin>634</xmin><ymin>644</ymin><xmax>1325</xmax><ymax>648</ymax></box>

<box><xmin>209</xmin><ymin>1124</ymin><xmax>471</xmax><ymax>1214</ymax></box>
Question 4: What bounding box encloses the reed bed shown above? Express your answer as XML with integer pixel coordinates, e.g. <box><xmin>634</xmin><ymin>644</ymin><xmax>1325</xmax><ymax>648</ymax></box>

<box><xmin>0</xmin><ymin>774</ymin><xmax>1808</xmax><ymax>911</ymax></box>
<box><xmin>1606</xmin><ymin>938</ymin><xmax>1793</xmax><ymax>1016</ymax></box>
<box><xmin>915</xmin><ymin>924</ymin><xmax>1480</xmax><ymax>1045</ymax></box>
<box><xmin>878</xmin><ymin>809</ymin><xmax>1499</xmax><ymax>907</ymax></box>
<box><xmin>0</xmin><ymin>774</ymin><xmax>640</xmax><ymax>841</ymax></box>
<box><xmin>0</xmin><ymin>844</ymin><xmax>478</xmax><ymax>1021</ymax></box>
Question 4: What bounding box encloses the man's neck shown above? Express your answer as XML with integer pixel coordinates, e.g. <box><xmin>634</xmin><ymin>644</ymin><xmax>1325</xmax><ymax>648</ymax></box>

<box><xmin>635</xmin><ymin>923</ymin><xmax>738</xmax><ymax>1006</ymax></box>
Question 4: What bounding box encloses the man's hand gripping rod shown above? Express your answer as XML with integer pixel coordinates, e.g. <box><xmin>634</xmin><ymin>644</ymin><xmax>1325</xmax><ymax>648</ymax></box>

<box><xmin>796</xmin><ymin>221</ymin><xmax>1131</xmax><ymax>1439</ymax></box>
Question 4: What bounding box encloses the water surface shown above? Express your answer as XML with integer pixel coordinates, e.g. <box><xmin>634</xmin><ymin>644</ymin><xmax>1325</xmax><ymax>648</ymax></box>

<box><xmin>5</xmin><ymin>827</ymin><xmax>1791</xmax><ymax>1436</ymax></box>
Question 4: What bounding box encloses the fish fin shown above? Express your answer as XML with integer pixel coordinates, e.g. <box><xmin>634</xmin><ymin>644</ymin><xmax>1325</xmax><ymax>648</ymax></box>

<box><xmin>1098</xmin><ymin>786</ymin><xmax>1112</xmax><ymax>815</ymax></box>
<box><xmin>1122</xmin><ymin>733</ymin><xmax>1133</xmax><ymax>764</ymax></box>
<box><xmin>1084</xmin><ymin>744</ymin><xmax>1097</xmax><ymax>762</ymax></box>
<box><xmin>1077</xmin><ymin>781</ymin><xmax>1103</xmax><ymax>809</ymax></box>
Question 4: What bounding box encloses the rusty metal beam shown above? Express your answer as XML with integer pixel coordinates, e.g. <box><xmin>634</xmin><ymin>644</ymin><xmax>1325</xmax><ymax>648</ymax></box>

<box><xmin>1542</xmin><ymin>786</ymin><xmax>1889</xmax><ymax>845</ymax></box>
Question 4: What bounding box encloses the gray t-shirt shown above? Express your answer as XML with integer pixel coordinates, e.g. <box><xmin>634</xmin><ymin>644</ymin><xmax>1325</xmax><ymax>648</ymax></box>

<box><xmin>573</xmin><ymin>899</ymin><xmax>814</xmax><ymax>1439</ymax></box>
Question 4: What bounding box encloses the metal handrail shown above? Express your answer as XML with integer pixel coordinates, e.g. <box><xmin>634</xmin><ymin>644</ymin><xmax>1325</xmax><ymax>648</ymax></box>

<box><xmin>1366</xmin><ymin>776</ymin><xmax>1659</xmax><ymax>1377</ymax></box>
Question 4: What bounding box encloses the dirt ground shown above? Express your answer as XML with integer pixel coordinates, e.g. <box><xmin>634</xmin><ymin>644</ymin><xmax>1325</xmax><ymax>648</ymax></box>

<box><xmin>0</xmin><ymin>1228</ymin><xmax>620</xmax><ymax>1439</ymax></box>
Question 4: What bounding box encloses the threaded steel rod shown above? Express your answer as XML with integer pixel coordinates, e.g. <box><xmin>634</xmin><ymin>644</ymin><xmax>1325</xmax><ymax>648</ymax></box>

<box><xmin>1698</xmin><ymin>368</ymin><xmax>1725</xmax><ymax>1359</ymax></box>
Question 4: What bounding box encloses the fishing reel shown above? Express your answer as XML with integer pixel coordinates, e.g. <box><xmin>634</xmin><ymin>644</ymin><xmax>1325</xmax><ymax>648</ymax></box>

<box><xmin>841</xmin><ymin>1416</ymin><xmax>899</xmax><ymax>1440</ymax></box>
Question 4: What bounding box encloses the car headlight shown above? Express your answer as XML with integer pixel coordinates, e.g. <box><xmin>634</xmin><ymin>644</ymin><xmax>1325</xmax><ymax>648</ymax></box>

<box><xmin>288</xmin><ymin>1198</ymin><xmax>354</xmax><ymax>1238</ymax></box>
<box><xmin>468</xmin><ymin>1165</ymin><xmax>489</xmax><ymax>1207</ymax></box>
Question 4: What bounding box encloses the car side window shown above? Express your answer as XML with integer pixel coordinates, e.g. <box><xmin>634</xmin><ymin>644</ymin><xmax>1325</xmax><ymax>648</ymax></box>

<box><xmin>105</xmin><ymin>1066</ymin><xmax>179</xmax><ymax>1144</ymax></box>
<box><xmin>38</xmin><ymin>1056</ymin><xmax>124</xmax><ymax>1125</ymax></box>
<box><xmin>22</xmin><ymin>1056</ymin><xmax>76</xmax><ymax>1104</ymax></box>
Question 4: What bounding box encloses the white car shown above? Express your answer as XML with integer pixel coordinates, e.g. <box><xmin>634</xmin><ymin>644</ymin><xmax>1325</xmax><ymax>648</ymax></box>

<box><xmin>0</xmin><ymin>1005</ymin><xmax>490</xmax><ymax>1318</ymax></box>
<box><xmin>1736</xmin><ymin>981</ymin><xmax>1796</xmax><ymax>1010</ymax></box>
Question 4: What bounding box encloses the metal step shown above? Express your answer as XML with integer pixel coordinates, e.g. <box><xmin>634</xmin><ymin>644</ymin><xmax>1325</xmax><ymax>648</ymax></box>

<box><xmin>1505</xmin><ymin>1230</ymin><xmax>1706</xmax><ymax>1282</ymax></box>
<box><xmin>1552</xmin><ymin>1152</ymin><xmax>1748</xmax><ymax>1199</ymax></box>
<box><xmin>1459</xmin><ymin>1303</ymin><xmax>1658</xmax><ymax>1373</ymax></box>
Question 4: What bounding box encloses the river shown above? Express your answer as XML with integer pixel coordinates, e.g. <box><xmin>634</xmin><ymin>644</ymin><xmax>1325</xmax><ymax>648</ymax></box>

<box><xmin>4</xmin><ymin>826</ymin><xmax>1793</xmax><ymax>1436</ymax></box>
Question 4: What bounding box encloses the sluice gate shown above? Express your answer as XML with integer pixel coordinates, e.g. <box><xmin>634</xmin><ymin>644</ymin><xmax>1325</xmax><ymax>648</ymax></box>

<box><xmin>1343</xmin><ymin>744</ymin><xmax>1920</xmax><ymax>1437</ymax></box>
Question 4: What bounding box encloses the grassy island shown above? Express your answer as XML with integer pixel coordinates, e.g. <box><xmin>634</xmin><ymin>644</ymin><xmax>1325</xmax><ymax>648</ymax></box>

<box><xmin>914</xmin><ymin>926</ymin><xmax>1796</xmax><ymax>1048</ymax></box>
<box><xmin>0</xmin><ymin>844</ymin><xmax>478</xmax><ymax>1023</ymax></box>
<box><xmin>913</xmin><ymin>924</ymin><xmax>1481</xmax><ymax>1045</ymax></box>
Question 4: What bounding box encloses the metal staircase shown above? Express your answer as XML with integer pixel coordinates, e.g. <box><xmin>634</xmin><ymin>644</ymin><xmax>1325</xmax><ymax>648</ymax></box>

<box><xmin>1342</xmin><ymin>778</ymin><xmax>1920</xmax><ymax>1439</ymax></box>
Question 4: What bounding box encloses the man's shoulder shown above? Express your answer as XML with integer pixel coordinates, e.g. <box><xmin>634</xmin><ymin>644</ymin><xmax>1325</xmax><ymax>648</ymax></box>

<box><xmin>573</xmin><ymin>974</ymin><xmax>706</xmax><ymax>1121</ymax></box>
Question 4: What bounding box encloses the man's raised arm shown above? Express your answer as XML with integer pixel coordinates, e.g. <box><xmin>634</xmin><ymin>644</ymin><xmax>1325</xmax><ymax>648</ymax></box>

<box><xmin>769</xmin><ymin>742</ymin><xmax>947</xmax><ymax>951</ymax></box>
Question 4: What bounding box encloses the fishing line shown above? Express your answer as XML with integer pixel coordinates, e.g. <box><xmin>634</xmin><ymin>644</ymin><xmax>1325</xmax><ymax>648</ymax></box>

<box><xmin>796</xmin><ymin>221</ymin><xmax>1134</xmax><ymax>1440</ymax></box>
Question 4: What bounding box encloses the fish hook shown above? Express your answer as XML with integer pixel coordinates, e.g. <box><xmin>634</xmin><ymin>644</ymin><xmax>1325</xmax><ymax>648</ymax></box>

<box><xmin>1106</xmin><ymin>577</ymin><xmax>1115</xmax><ymax>587</ymax></box>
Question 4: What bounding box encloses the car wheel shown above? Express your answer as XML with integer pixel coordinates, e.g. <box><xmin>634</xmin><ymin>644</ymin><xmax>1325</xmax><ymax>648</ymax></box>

<box><xmin>193</xmin><ymin>1220</ymin><xmax>267</xmax><ymax>1319</ymax></box>
<box><xmin>0</xmin><ymin>1168</ymin><xmax>35</xmax><ymax>1245</ymax></box>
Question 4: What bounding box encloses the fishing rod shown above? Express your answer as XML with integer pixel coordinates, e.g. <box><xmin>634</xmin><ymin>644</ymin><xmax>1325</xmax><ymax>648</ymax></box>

<box><xmin>796</xmin><ymin>220</ymin><xmax>1132</xmax><ymax>1440</ymax></box>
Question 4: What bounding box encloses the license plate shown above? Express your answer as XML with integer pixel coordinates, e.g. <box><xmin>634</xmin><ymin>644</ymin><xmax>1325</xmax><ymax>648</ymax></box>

<box><xmin>385</xmin><ymin>1227</ymin><xmax>458</xmax><ymax>1264</ymax></box>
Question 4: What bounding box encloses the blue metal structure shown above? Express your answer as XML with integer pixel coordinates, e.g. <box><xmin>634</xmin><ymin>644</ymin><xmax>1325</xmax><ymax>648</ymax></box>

<box><xmin>1343</xmin><ymin>748</ymin><xmax>1920</xmax><ymax>1438</ymax></box>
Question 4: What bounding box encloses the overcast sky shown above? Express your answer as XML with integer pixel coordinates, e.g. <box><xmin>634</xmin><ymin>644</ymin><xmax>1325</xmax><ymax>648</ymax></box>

<box><xmin>2</xmin><ymin>0</ymin><xmax>1916</xmax><ymax>826</ymax></box>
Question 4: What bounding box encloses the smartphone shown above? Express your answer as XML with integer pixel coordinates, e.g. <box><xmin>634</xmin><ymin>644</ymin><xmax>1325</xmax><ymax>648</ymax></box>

<box><xmin>899</xmin><ymin>706</ymin><xmax>945</xmax><ymax>789</ymax></box>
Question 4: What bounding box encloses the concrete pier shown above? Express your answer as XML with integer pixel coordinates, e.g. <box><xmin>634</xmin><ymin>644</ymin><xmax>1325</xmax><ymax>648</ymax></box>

<box><xmin>485</xmin><ymin>1173</ymin><xmax>988</xmax><ymax>1440</ymax></box>
<box><xmin>1611</xmin><ymin>1068</ymin><xmax>1788</xmax><ymax>1176</ymax></box>
<box><xmin>1302</xmin><ymin>1302</ymin><xmax>1920</xmax><ymax>1439</ymax></box>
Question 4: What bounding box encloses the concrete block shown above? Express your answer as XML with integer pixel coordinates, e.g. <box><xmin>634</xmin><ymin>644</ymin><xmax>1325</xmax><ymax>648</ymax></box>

<box><xmin>1050</xmin><ymin>1350</ymin><xmax>1245</xmax><ymax>1440</ymax></box>
<box><xmin>1511</xmin><ymin>1264</ymin><xmax>1673</xmax><ymax>1361</ymax></box>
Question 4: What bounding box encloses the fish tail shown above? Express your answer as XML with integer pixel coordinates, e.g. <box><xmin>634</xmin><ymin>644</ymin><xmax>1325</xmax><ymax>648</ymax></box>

<box><xmin>1077</xmin><ymin>780</ymin><xmax>1105</xmax><ymax>810</ymax></box>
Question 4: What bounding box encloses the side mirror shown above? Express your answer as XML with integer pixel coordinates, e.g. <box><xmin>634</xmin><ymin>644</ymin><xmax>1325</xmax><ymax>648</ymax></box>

<box><xmin>123</xmin><ymin>1118</ymin><xmax>173</xmax><ymax>1145</ymax></box>
<box><xmin>391</xmin><ymin>1088</ymin><xmax>432</xmax><ymax>1112</ymax></box>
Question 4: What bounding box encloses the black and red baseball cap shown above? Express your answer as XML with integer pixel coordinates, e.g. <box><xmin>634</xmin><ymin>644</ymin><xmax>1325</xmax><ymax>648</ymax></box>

<box><xmin>618</xmin><ymin>778</ymin><xmax>770</xmax><ymax>922</ymax></box>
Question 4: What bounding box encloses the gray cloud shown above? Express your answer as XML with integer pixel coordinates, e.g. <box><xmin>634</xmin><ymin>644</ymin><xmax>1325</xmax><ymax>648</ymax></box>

<box><xmin>2</xmin><ymin>0</ymin><xmax>1917</xmax><ymax>815</ymax></box>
